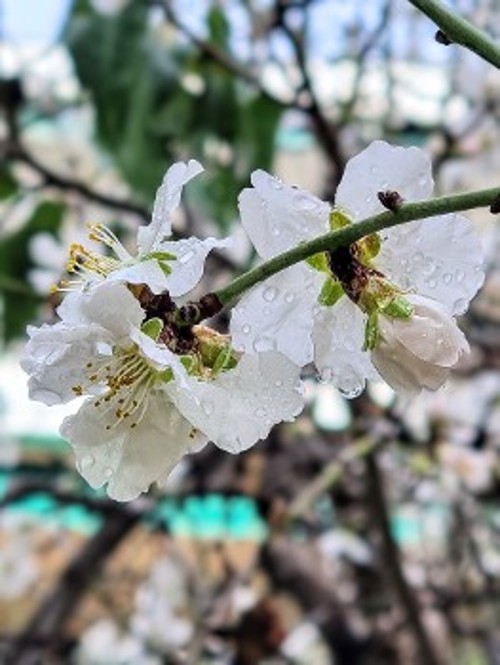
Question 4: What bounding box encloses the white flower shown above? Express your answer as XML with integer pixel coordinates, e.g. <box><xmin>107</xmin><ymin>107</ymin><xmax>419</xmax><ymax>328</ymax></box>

<box><xmin>231</xmin><ymin>141</ymin><xmax>484</xmax><ymax>396</ymax></box>
<box><xmin>23</xmin><ymin>282</ymin><xmax>303</xmax><ymax>501</ymax></box>
<box><xmin>61</xmin><ymin>160</ymin><xmax>228</xmax><ymax>296</ymax></box>
<box><xmin>371</xmin><ymin>294</ymin><xmax>469</xmax><ymax>396</ymax></box>
<box><xmin>76</xmin><ymin>620</ymin><xmax>160</xmax><ymax>665</ymax></box>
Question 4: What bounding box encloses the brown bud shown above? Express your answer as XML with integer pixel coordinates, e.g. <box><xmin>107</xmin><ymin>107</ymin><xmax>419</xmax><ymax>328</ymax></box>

<box><xmin>490</xmin><ymin>193</ymin><xmax>500</xmax><ymax>214</ymax></box>
<box><xmin>378</xmin><ymin>190</ymin><xmax>404</xmax><ymax>212</ymax></box>
<box><xmin>199</xmin><ymin>292</ymin><xmax>223</xmax><ymax>318</ymax></box>
<box><xmin>435</xmin><ymin>30</ymin><xmax>452</xmax><ymax>45</ymax></box>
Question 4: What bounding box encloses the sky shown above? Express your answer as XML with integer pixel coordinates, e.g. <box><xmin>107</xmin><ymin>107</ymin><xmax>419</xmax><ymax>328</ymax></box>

<box><xmin>1</xmin><ymin>0</ymin><xmax>71</xmax><ymax>45</ymax></box>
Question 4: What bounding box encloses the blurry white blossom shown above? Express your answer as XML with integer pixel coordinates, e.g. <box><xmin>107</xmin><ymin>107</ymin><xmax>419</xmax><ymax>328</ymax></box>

<box><xmin>76</xmin><ymin>620</ymin><xmax>160</xmax><ymax>665</ymax></box>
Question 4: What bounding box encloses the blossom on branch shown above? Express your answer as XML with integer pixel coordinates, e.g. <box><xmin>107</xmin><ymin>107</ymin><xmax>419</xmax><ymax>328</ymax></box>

<box><xmin>23</xmin><ymin>282</ymin><xmax>303</xmax><ymax>500</ymax></box>
<box><xmin>58</xmin><ymin>159</ymin><xmax>228</xmax><ymax>296</ymax></box>
<box><xmin>230</xmin><ymin>141</ymin><xmax>484</xmax><ymax>396</ymax></box>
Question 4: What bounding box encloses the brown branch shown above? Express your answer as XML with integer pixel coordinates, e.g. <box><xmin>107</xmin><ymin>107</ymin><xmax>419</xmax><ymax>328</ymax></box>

<box><xmin>365</xmin><ymin>452</ymin><xmax>441</xmax><ymax>665</ymax></box>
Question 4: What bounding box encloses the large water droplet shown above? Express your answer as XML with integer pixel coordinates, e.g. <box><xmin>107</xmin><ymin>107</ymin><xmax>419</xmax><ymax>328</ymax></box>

<box><xmin>79</xmin><ymin>454</ymin><xmax>95</xmax><ymax>470</ymax></box>
<box><xmin>179</xmin><ymin>249</ymin><xmax>195</xmax><ymax>264</ymax></box>
<box><xmin>263</xmin><ymin>286</ymin><xmax>277</xmax><ymax>302</ymax></box>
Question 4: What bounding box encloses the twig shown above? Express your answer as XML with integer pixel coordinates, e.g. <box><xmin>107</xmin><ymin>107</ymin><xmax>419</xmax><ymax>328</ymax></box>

<box><xmin>366</xmin><ymin>452</ymin><xmax>441</xmax><ymax>665</ymax></box>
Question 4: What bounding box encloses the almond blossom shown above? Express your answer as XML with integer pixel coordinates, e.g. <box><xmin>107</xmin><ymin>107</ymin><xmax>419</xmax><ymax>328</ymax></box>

<box><xmin>59</xmin><ymin>160</ymin><xmax>228</xmax><ymax>296</ymax></box>
<box><xmin>230</xmin><ymin>141</ymin><xmax>484</xmax><ymax>396</ymax></box>
<box><xmin>22</xmin><ymin>282</ymin><xmax>303</xmax><ymax>501</ymax></box>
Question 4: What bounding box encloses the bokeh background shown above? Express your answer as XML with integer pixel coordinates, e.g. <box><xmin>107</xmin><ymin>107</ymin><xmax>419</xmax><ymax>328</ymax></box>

<box><xmin>1</xmin><ymin>1</ymin><xmax>500</xmax><ymax>663</ymax></box>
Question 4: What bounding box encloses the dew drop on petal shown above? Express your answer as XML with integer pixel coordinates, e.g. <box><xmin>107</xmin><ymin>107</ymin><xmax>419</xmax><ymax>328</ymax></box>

<box><xmin>455</xmin><ymin>269</ymin><xmax>466</xmax><ymax>283</ymax></box>
<box><xmin>201</xmin><ymin>400</ymin><xmax>214</xmax><ymax>415</ymax></box>
<box><xmin>337</xmin><ymin>371</ymin><xmax>363</xmax><ymax>399</ymax></box>
<box><xmin>79</xmin><ymin>454</ymin><xmax>95</xmax><ymax>470</ymax></box>
<box><xmin>365</xmin><ymin>195</ymin><xmax>373</xmax><ymax>204</ymax></box>
<box><xmin>271</xmin><ymin>179</ymin><xmax>284</xmax><ymax>190</ymax></box>
<box><xmin>104</xmin><ymin>467</ymin><xmax>113</xmax><ymax>479</ymax></box>
<box><xmin>426</xmin><ymin>278</ymin><xmax>437</xmax><ymax>289</ymax></box>
<box><xmin>263</xmin><ymin>286</ymin><xmax>277</xmax><ymax>302</ymax></box>
<box><xmin>370</xmin><ymin>165</ymin><xmax>377</xmax><ymax>174</ymax></box>
<box><xmin>284</xmin><ymin>292</ymin><xmax>295</xmax><ymax>303</ymax></box>
<box><xmin>242</xmin><ymin>324</ymin><xmax>251</xmax><ymax>334</ymax></box>
<box><xmin>179</xmin><ymin>249</ymin><xmax>195</xmax><ymax>264</ymax></box>
<box><xmin>274</xmin><ymin>379</ymin><xmax>283</xmax><ymax>387</ymax></box>
<box><xmin>381</xmin><ymin>181</ymin><xmax>390</xmax><ymax>189</ymax></box>
<box><xmin>442</xmin><ymin>272</ymin><xmax>453</xmax><ymax>285</ymax></box>
<box><xmin>271</xmin><ymin>226</ymin><xmax>280</xmax><ymax>237</ymax></box>
<box><xmin>293</xmin><ymin>193</ymin><xmax>318</xmax><ymax>211</ymax></box>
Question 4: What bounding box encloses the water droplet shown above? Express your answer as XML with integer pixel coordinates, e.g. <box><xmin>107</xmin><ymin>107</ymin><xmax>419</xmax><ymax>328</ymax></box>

<box><xmin>284</xmin><ymin>292</ymin><xmax>295</xmax><ymax>303</ymax></box>
<box><xmin>293</xmin><ymin>193</ymin><xmax>318</xmax><ymax>211</ymax></box>
<box><xmin>426</xmin><ymin>278</ymin><xmax>437</xmax><ymax>289</ymax></box>
<box><xmin>242</xmin><ymin>324</ymin><xmax>251</xmax><ymax>334</ymax></box>
<box><xmin>344</xmin><ymin>338</ymin><xmax>356</xmax><ymax>352</ymax></box>
<box><xmin>271</xmin><ymin>179</ymin><xmax>283</xmax><ymax>190</ymax></box>
<box><xmin>263</xmin><ymin>286</ymin><xmax>277</xmax><ymax>302</ymax></box>
<box><xmin>104</xmin><ymin>467</ymin><xmax>113</xmax><ymax>479</ymax></box>
<box><xmin>271</xmin><ymin>226</ymin><xmax>280</xmax><ymax>236</ymax></box>
<box><xmin>79</xmin><ymin>454</ymin><xmax>95</xmax><ymax>470</ymax></box>
<box><xmin>255</xmin><ymin>407</ymin><xmax>267</xmax><ymax>417</ymax></box>
<box><xmin>400</xmin><ymin>258</ymin><xmax>409</xmax><ymax>269</ymax></box>
<box><xmin>455</xmin><ymin>269</ymin><xmax>466</xmax><ymax>283</ymax></box>
<box><xmin>253</xmin><ymin>336</ymin><xmax>272</xmax><ymax>352</ymax></box>
<box><xmin>274</xmin><ymin>379</ymin><xmax>283</xmax><ymax>387</ymax></box>
<box><xmin>381</xmin><ymin>181</ymin><xmax>390</xmax><ymax>189</ymax></box>
<box><xmin>418</xmin><ymin>174</ymin><xmax>428</xmax><ymax>187</ymax></box>
<box><xmin>179</xmin><ymin>249</ymin><xmax>195</xmax><ymax>264</ymax></box>
<box><xmin>365</xmin><ymin>195</ymin><xmax>373</xmax><ymax>204</ymax></box>
<box><xmin>320</xmin><ymin>367</ymin><xmax>334</xmax><ymax>383</ymax></box>
<box><xmin>442</xmin><ymin>272</ymin><xmax>453</xmax><ymax>284</ymax></box>
<box><xmin>369</xmin><ymin>165</ymin><xmax>377</xmax><ymax>175</ymax></box>
<box><xmin>202</xmin><ymin>400</ymin><xmax>214</xmax><ymax>415</ymax></box>
<box><xmin>474</xmin><ymin>263</ymin><xmax>483</xmax><ymax>273</ymax></box>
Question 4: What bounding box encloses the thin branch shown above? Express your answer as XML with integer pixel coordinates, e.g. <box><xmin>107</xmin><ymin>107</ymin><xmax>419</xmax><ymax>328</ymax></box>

<box><xmin>408</xmin><ymin>0</ymin><xmax>500</xmax><ymax>68</ymax></box>
<box><xmin>366</xmin><ymin>452</ymin><xmax>441</xmax><ymax>665</ymax></box>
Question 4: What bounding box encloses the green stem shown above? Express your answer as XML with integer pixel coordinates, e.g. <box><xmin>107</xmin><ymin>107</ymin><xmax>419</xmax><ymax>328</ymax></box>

<box><xmin>409</xmin><ymin>0</ymin><xmax>500</xmax><ymax>68</ymax></box>
<box><xmin>215</xmin><ymin>186</ymin><xmax>499</xmax><ymax>306</ymax></box>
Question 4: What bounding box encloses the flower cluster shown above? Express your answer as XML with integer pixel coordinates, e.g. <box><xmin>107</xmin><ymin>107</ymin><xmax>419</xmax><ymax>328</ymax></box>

<box><xmin>23</xmin><ymin>142</ymin><xmax>485</xmax><ymax>500</ymax></box>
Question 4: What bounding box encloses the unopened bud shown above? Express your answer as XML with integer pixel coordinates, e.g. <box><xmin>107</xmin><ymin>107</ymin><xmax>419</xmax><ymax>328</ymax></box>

<box><xmin>378</xmin><ymin>190</ymin><xmax>404</xmax><ymax>212</ymax></box>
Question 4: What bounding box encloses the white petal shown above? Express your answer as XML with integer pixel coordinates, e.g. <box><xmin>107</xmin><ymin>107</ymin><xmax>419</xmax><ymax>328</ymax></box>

<box><xmin>61</xmin><ymin>394</ymin><xmax>207</xmax><ymax>501</ymax></box>
<box><xmin>312</xmin><ymin>298</ymin><xmax>379</xmax><ymax>397</ymax></box>
<box><xmin>168</xmin><ymin>352</ymin><xmax>304</xmax><ymax>453</ymax></box>
<box><xmin>377</xmin><ymin>213</ymin><xmax>484</xmax><ymax>314</ymax></box>
<box><xmin>57</xmin><ymin>282</ymin><xmax>144</xmax><ymax>338</ymax></box>
<box><xmin>22</xmin><ymin>322</ymin><xmax>112</xmax><ymax>405</ymax></box>
<box><xmin>158</xmin><ymin>236</ymin><xmax>231</xmax><ymax>297</ymax></box>
<box><xmin>138</xmin><ymin>160</ymin><xmax>204</xmax><ymax>253</ymax></box>
<box><xmin>335</xmin><ymin>141</ymin><xmax>434</xmax><ymax>221</ymax></box>
<box><xmin>240</xmin><ymin>170</ymin><xmax>330</xmax><ymax>259</ymax></box>
<box><xmin>107</xmin><ymin>259</ymin><xmax>170</xmax><ymax>294</ymax></box>
<box><xmin>371</xmin><ymin>340</ymin><xmax>450</xmax><ymax>396</ymax></box>
<box><xmin>230</xmin><ymin>264</ymin><xmax>323</xmax><ymax>367</ymax></box>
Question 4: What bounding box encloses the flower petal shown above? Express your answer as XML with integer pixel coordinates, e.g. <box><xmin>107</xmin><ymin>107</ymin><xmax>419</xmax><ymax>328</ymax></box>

<box><xmin>158</xmin><ymin>236</ymin><xmax>231</xmax><ymax>297</ymax></box>
<box><xmin>57</xmin><ymin>282</ymin><xmax>144</xmax><ymax>339</ymax></box>
<box><xmin>138</xmin><ymin>160</ymin><xmax>204</xmax><ymax>253</ymax></box>
<box><xmin>377</xmin><ymin>213</ymin><xmax>484</xmax><ymax>314</ymax></box>
<box><xmin>22</xmin><ymin>322</ymin><xmax>112</xmax><ymax>405</ymax></box>
<box><xmin>230</xmin><ymin>264</ymin><xmax>323</xmax><ymax>367</ymax></box>
<box><xmin>335</xmin><ymin>141</ymin><xmax>434</xmax><ymax>221</ymax></box>
<box><xmin>61</xmin><ymin>394</ymin><xmax>207</xmax><ymax>501</ymax></box>
<box><xmin>312</xmin><ymin>297</ymin><xmax>379</xmax><ymax>397</ymax></box>
<box><xmin>168</xmin><ymin>352</ymin><xmax>304</xmax><ymax>453</ymax></box>
<box><xmin>240</xmin><ymin>170</ymin><xmax>330</xmax><ymax>259</ymax></box>
<box><xmin>107</xmin><ymin>259</ymin><xmax>170</xmax><ymax>294</ymax></box>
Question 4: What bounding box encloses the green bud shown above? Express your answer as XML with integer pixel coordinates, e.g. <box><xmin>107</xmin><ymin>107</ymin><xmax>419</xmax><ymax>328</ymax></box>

<box><xmin>383</xmin><ymin>296</ymin><xmax>414</xmax><ymax>320</ymax></box>
<box><xmin>141</xmin><ymin>317</ymin><xmax>163</xmax><ymax>341</ymax></box>
<box><xmin>318</xmin><ymin>276</ymin><xmax>344</xmax><ymax>307</ymax></box>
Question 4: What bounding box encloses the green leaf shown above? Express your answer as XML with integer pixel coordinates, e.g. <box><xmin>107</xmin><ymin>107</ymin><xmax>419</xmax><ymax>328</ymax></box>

<box><xmin>306</xmin><ymin>251</ymin><xmax>329</xmax><ymax>273</ymax></box>
<box><xmin>329</xmin><ymin>209</ymin><xmax>352</xmax><ymax>230</ymax></box>
<box><xmin>318</xmin><ymin>276</ymin><xmax>344</xmax><ymax>307</ymax></box>
<box><xmin>0</xmin><ymin>200</ymin><xmax>65</xmax><ymax>341</ymax></box>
